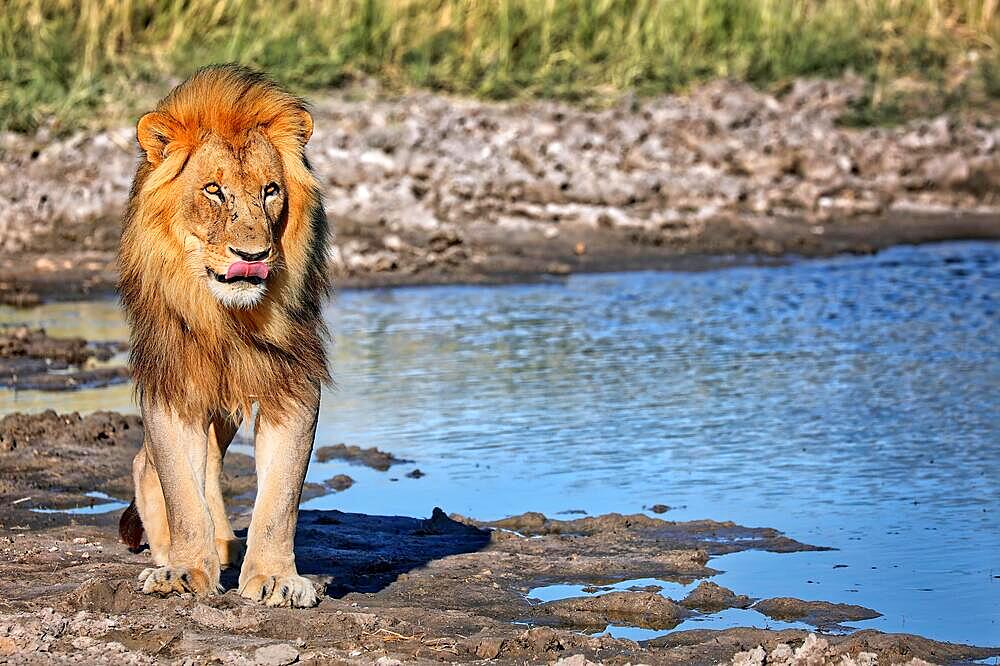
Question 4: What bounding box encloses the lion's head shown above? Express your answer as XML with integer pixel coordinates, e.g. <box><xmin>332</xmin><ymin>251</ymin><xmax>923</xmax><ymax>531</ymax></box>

<box><xmin>125</xmin><ymin>65</ymin><xmax>319</xmax><ymax>310</ymax></box>
<box><xmin>120</xmin><ymin>65</ymin><xmax>330</xmax><ymax>420</ymax></box>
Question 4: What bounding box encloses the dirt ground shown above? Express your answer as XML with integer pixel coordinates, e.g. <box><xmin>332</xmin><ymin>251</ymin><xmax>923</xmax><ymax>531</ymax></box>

<box><xmin>1</xmin><ymin>77</ymin><xmax>998</xmax><ymax>303</ymax></box>
<box><xmin>1</xmin><ymin>410</ymin><xmax>998</xmax><ymax>665</ymax></box>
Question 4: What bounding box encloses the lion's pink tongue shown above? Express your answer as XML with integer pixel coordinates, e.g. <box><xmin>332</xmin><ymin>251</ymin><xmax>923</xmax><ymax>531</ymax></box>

<box><xmin>225</xmin><ymin>261</ymin><xmax>269</xmax><ymax>280</ymax></box>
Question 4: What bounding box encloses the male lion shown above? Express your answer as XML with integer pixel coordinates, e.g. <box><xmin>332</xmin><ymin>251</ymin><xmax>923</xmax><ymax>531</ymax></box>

<box><xmin>117</xmin><ymin>65</ymin><xmax>330</xmax><ymax>608</ymax></box>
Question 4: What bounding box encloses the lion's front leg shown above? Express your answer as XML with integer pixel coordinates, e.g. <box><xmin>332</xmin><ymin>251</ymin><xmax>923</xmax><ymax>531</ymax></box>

<box><xmin>137</xmin><ymin>396</ymin><xmax>221</xmax><ymax>597</ymax></box>
<box><xmin>206</xmin><ymin>413</ymin><xmax>245</xmax><ymax>569</ymax></box>
<box><xmin>239</xmin><ymin>384</ymin><xmax>320</xmax><ymax>608</ymax></box>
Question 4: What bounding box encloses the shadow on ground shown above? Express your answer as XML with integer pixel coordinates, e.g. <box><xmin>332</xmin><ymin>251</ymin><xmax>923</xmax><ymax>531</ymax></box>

<box><xmin>226</xmin><ymin>507</ymin><xmax>491</xmax><ymax>596</ymax></box>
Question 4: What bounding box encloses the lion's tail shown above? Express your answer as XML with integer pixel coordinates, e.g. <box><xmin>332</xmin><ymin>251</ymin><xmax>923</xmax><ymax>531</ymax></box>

<box><xmin>119</xmin><ymin>499</ymin><xmax>144</xmax><ymax>552</ymax></box>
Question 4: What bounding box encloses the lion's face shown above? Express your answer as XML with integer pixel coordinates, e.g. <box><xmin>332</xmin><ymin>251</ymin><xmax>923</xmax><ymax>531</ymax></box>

<box><xmin>174</xmin><ymin>133</ymin><xmax>286</xmax><ymax>309</ymax></box>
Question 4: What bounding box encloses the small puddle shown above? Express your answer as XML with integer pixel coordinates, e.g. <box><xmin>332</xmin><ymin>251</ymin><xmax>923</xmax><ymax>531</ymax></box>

<box><xmin>30</xmin><ymin>491</ymin><xmax>129</xmax><ymax>515</ymax></box>
<box><xmin>591</xmin><ymin>608</ymin><xmax>815</xmax><ymax>642</ymax></box>
<box><xmin>592</xmin><ymin>624</ymin><xmax>671</xmax><ymax>642</ymax></box>
<box><xmin>527</xmin><ymin>577</ymin><xmax>696</xmax><ymax>603</ymax></box>
<box><xmin>671</xmin><ymin>607</ymin><xmax>819</xmax><ymax>633</ymax></box>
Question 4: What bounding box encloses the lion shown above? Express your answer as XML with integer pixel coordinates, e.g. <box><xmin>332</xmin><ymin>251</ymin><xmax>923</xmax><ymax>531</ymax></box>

<box><xmin>117</xmin><ymin>64</ymin><xmax>330</xmax><ymax>608</ymax></box>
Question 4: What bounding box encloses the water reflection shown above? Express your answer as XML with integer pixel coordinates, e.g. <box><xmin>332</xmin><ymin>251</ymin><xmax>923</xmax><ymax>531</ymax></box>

<box><xmin>29</xmin><ymin>491</ymin><xmax>129</xmax><ymax>515</ymax></box>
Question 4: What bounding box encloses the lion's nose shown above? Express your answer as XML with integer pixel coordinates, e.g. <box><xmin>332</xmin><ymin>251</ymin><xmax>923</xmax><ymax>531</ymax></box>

<box><xmin>229</xmin><ymin>246</ymin><xmax>270</xmax><ymax>262</ymax></box>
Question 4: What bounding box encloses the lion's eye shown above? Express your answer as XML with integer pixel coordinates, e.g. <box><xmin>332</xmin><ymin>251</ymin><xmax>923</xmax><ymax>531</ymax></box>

<box><xmin>203</xmin><ymin>183</ymin><xmax>224</xmax><ymax>201</ymax></box>
<box><xmin>263</xmin><ymin>182</ymin><xmax>280</xmax><ymax>198</ymax></box>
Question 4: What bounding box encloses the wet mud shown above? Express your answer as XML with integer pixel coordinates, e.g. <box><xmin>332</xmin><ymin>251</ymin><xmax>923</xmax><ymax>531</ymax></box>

<box><xmin>323</xmin><ymin>474</ymin><xmax>355</xmax><ymax>492</ymax></box>
<box><xmin>2</xmin><ymin>78</ymin><xmax>998</xmax><ymax>303</ymax></box>
<box><xmin>679</xmin><ymin>581</ymin><xmax>753</xmax><ymax>613</ymax></box>
<box><xmin>0</xmin><ymin>410</ymin><xmax>997</xmax><ymax>664</ymax></box>
<box><xmin>536</xmin><ymin>591</ymin><xmax>694</xmax><ymax>632</ymax></box>
<box><xmin>459</xmin><ymin>511</ymin><xmax>829</xmax><ymax>555</ymax></box>
<box><xmin>753</xmin><ymin>598</ymin><xmax>882</xmax><ymax>630</ymax></box>
<box><xmin>0</xmin><ymin>410</ymin><xmax>142</xmax><ymax>517</ymax></box>
<box><xmin>313</xmin><ymin>444</ymin><xmax>411</xmax><ymax>471</ymax></box>
<box><xmin>0</xmin><ymin>411</ymin><xmax>264</xmax><ymax>523</ymax></box>
<box><xmin>0</xmin><ymin>327</ymin><xmax>129</xmax><ymax>391</ymax></box>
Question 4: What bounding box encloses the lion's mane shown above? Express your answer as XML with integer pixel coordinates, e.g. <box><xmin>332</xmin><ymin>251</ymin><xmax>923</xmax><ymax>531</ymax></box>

<box><xmin>118</xmin><ymin>65</ymin><xmax>330</xmax><ymax>422</ymax></box>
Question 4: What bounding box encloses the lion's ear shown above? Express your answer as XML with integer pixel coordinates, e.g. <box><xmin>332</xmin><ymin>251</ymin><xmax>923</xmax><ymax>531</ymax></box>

<box><xmin>267</xmin><ymin>108</ymin><xmax>313</xmax><ymax>149</ymax></box>
<box><xmin>136</xmin><ymin>112</ymin><xmax>176</xmax><ymax>165</ymax></box>
<box><xmin>299</xmin><ymin>109</ymin><xmax>314</xmax><ymax>145</ymax></box>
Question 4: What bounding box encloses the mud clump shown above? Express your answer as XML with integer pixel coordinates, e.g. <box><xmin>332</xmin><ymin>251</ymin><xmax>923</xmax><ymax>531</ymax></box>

<box><xmin>681</xmin><ymin>581</ymin><xmax>753</xmax><ymax>612</ymax></box>
<box><xmin>653</xmin><ymin>628</ymin><xmax>995</xmax><ymax>665</ymax></box>
<box><xmin>0</xmin><ymin>409</ymin><xmax>139</xmax><ymax>453</ymax></box>
<box><xmin>253</xmin><ymin>643</ymin><xmax>300</xmax><ymax>666</ymax></box>
<box><xmin>0</xmin><ymin>326</ymin><xmax>129</xmax><ymax>391</ymax></box>
<box><xmin>68</xmin><ymin>577</ymin><xmax>138</xmax><ymax>614</ymax></box>
<box><xmin>0</xmin><ymin>284</ymin><xmax>41</xmax><ymax>307</ymax></box>
<box><xmin>540</xmin><ymin>591</ymin><xmax>692</xmax><ymax>631</ymax></box>
<box><xmin>725</xmin><ymin>632</ymin><xmax>948</xmax><ymax>666</ymax></box>
<box><xmin>0</xmin><ymin>326</ymin><xmax>99</xmax><ymax>365</ymax></box>
<box><xmin>463</xmin><ymin>511</ymin><xmax>827</xmax><ymax>555</ymax></box>
<box><xmin>324</xmin><ymin>473</ymin><xmax>355</xmax><ymax>491</ymax></box>
<box><xmin>0</xmin><ymin>367</ymin><xmax>129</xmax><ymax>391</ymax></box>
<box><xmin>753</xmin><ymin>597</ymin><xmax>882</xmax><ymax>628</ymax></box>
<box><xmin>314</xmin><ymin>443</ymin><xmax>411</xmax><ymax>470</ymax></box>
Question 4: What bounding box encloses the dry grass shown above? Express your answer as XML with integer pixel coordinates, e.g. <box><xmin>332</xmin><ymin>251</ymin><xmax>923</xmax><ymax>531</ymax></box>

<box><xmin>1</xmin><ymin>0</ymin><xmax>997</xmax><ymax>132</ymax></box>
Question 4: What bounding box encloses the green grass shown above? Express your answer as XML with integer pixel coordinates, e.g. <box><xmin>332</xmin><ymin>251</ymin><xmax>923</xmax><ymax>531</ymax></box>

<box><xmin>1</xmin><ymin>0</ymin><xmax>997</xmax><ymax>133</ymax></box>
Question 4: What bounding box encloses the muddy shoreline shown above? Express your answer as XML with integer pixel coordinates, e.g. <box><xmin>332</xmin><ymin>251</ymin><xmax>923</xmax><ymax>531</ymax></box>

<box><xmin>1</xmin><ymin>410</ymin><xmax>998</xmax><ymax>664</ymax></box>
<box><xmin>2</xmin><ymin>78</ymin><xmax>998</xmax><ymax>304</ymax></box>
<box><xmin>4</xmin><ymin>210</ymin><xmax>999</xmax><ymax>304</ymax></box>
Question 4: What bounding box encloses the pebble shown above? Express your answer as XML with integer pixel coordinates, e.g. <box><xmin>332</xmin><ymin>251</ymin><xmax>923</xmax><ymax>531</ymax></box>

<box><xmin>254</xmin><ymin>643</ymin><xmax>299</xmax><ymax>666</ymax></box>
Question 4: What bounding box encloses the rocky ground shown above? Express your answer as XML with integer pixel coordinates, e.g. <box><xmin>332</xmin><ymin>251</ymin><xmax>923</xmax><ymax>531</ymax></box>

<box><xmin>1</xmin><ymin>77</ymin><xmax>999</xmax><ymax>303</ymax></box>
<box><xmin>1</xmin><ymin>410</ymin><xmax>999</xmax><ymax>665</ymax></box>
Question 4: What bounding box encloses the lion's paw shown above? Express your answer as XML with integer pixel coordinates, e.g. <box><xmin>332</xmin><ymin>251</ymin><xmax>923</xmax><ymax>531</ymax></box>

<box><xmin>216</xmin><ymin>537</ymin><xmax>246</xmax><ymax>569</ymax></box>
<box><xmin>239</xmin><ymin>574</ymin><xmax>318</xmax><ymax>608</ymax></box>
<box><xmin>138</xmin><ymin>566</ymin><xmax>221</xmax><ymax>597</ymax></box>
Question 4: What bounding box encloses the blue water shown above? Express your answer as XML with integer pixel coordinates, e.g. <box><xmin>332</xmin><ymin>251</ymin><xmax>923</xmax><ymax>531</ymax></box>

<box><xmin>2</xmin><ymin>241</ymin><xmax>997</xmax><ymax>644</ymax></box>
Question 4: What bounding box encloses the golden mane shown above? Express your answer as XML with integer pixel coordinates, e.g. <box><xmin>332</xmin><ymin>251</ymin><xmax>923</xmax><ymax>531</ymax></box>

<box><xmin>119</xmin><ymin>64</ymin><xmax>330</xmax><ymax>423</ymax></box>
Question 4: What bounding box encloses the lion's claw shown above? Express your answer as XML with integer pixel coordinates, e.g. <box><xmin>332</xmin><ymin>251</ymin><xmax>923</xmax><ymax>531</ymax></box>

<box><xmin>239</xmin><ymin>574</ymin><xmax>318</xmax><ymax>608</ymax></box>
<box><xmin>138</xmin><ymin>566</ymin><xmax>221</xmax><ymax>597</ymax></box>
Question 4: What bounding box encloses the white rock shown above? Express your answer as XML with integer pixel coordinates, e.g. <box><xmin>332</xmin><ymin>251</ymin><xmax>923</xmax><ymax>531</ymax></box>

<box><xmin>254</xmin><ymin>643</ymin><xmax>299</xmax><ymax>666</ymax></box>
